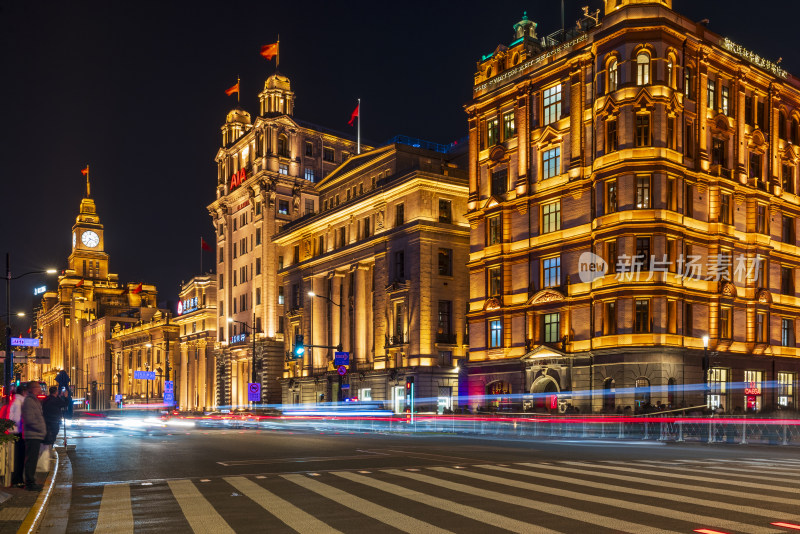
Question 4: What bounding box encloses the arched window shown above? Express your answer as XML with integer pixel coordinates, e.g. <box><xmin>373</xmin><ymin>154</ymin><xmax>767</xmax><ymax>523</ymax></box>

<box><xmin>684</xmin><ymin>67</ymin><xmax>693</xmax><ymax>99</ymax></box>
<box><xmin>277</xmin><ymin>134</ymin><xmax>289</xmax><ymax>157</ymax></box>
<box><xmin>793</xmin><ymin>117</ymin><xmax>800</xmax><ymax>145</ymax></box>
<box><xmin>603</xmin><ymin>377</ymin><xmax>616</xmax><ymax>412</ymax></box>
<box><xmin>666</xmin><ymin>56</ymin><xmax>676</xmax><ymax>89</ymax></box>
<box><xmin>636</xmin><ymin>52</ymin><xmax>650</xmax><ymax>86</ymax></box>
<box><xmin>667</xmin><ymin>377</ymin><xmax>677</xmax><ymax>407</ymax></box>
<box><xmin>635</xmin><ymin>377</ymin><xmax>651</xmax><ymax>409</ymax></box>
<box><xmin>607</xmin><ymin>59</ymin><xmax>618</xmax><ymax>93</ymax></box>
<box><xmin>779</xmin><ymin>111</ymin><xmax>788</xmax><ymax>141</ymax></box>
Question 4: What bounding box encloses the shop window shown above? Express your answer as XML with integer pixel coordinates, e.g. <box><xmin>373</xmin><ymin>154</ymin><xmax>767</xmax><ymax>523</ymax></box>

<box><xmin>778</xmin><ymin>372</ymin><xmax>795</xmax><ymax>408</ymax></box>
<box><xmin>635</xmin><ymin>377</ymin><xmax>651</xmax><ymax>409</ymax></box>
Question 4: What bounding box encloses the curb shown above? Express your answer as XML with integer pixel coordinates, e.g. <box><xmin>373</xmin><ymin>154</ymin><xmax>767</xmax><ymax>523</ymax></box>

<box><xmin>16</xmin><ymin>447</ymin><xmax>68</xmax><ymax>534</ymax></box>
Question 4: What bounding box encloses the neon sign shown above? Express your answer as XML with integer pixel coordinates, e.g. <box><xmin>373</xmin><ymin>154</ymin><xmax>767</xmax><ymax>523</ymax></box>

<box><xmin>33</xmin><ymin>286</ymin><xmax>46</xmax><ymax>296</ymax></box>
<box><xmin>230</xmin><ymin>333</ymin><xmax>248</xmax><ymax>344</ymax></box>
<box><xmin>177</xmin><ymin>297</ymin><xmax>198</xmax><ymax>316</ymax></box>
<box><xmin>229</xmin><ymin>168</ymin><xmax>247</xmax><ymax>190</ymax></box>
<box><xmin>721</xmin><ymin>38</ymin><xmax>788</xmax><ymax>79</ymax></box>
<box><xmin>744</xmin><ymin>381</ymin><xmax>761</xmax><ymax>395</ymax></box>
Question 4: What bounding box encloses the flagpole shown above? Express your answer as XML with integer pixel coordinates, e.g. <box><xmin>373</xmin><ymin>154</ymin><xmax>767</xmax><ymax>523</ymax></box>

<box><xmin>277</xmin><ymin>36</ymin><xmax>280</xmax><ymax>70</ymax></box>
<box><xmin>200</xmin><ymin>236</ymin><xmax>203</xmax><ymax>275</ymax></box>
<box><xmin>86</xmin><ymin>164</ymin><xmax>90</xmax><ymax>197</ymax></box>
<box><xmin>237</xmin><ymin>76</ymin><xmax>240</xmax><ymax>104</ymax></box>
<box><xmin>357</xmin><ymin>98</ymin><xmax>361</xmax><ymax>155</ymax></box>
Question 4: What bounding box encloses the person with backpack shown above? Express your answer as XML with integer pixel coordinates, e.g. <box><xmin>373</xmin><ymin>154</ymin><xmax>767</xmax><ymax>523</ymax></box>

<box><xmin>42</xmin><ymin>386</ymin><xmax>67</xmax><ymax>446</ymax></box>
<box><xmin>20</xmin><ymin>382</ymin><xmax>46</xmax><ymax>491</ymax></box>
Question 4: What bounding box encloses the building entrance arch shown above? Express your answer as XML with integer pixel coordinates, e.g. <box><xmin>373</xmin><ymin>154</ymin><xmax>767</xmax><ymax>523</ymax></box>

<box><xmin>530</xmin><ymin>375</ymin><xmax>559</xmax><ymax>410</ymax></box>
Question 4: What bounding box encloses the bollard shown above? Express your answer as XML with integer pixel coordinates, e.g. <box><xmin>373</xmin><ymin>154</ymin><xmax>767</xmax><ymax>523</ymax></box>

<box><xmin>643</xmin><ymin>420</ymin><xmax>649</xmax><ymax>440</ymax></box>
<box><xmin>740</xmin><ymin>417</ymin><xmax>747</xmax><ymax>445</ymax></box>
<box><xmin>676</xmin><ymin>420</ymin><xmax>684</xmax><ymax>442</ymax></box>
<box><xmin>783</xmin><ymin>423</ymin><xmax>788</xmax><ymax>446</ymax></box>
<box><xmin>618</xmin><ymin>421</ymin><xmax>625</xmax><ymax>439</ymax></box>
<box><xmin>708</xmin><ymin>418</ymin><xmax>714</xmax><ymax>443</ymax></box>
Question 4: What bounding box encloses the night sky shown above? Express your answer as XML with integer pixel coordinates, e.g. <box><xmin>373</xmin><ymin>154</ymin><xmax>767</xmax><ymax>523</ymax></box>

<box><xmin>1</xmin><ymin>0</ymin><xmax>798</xmax><ymax>332</ymax></box>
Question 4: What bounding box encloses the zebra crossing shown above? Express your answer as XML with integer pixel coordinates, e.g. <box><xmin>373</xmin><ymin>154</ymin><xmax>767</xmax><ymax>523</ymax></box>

<box><xmin>70</xmin><ymin>457</ymin><xmax>800</xmax><ymax>533</ymax></box>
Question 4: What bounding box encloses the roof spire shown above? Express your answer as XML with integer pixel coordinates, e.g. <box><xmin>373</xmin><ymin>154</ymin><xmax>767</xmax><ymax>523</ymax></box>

<box><xmin>81</xmin><ymin>165</ymin><xmax>91</xmax><ymax>197</ymax></box>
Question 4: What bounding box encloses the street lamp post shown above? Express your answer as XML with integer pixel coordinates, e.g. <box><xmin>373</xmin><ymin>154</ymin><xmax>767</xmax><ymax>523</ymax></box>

<box><xmin>702</xmin><ymin>335</ymin><xmax>710</xmax><ymax>409</ymax></box>
<box><xmin>4</xmin><ymin>253</ymin><xmax>57</xmax><ymax>398</ymax></box>
<box><xmin>307</xmin><ymin>291</ymin><xmax>344</xmax><ymax>401</ymax></box>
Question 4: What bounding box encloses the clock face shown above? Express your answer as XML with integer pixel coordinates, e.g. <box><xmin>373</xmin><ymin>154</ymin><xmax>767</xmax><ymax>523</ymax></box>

<box><xmin>81</xmin><ymin>230</ymin><xmax>100</xmax><ymax>248</ymax></box>
<box><xmin>72</xmin><ymin>232</ymin><xmax>76</xmax><ymax>249</ymax></box>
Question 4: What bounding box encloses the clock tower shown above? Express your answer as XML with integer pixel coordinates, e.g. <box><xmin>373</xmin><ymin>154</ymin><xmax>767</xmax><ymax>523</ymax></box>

<box><xmin>68</xmin><ymin>175</ymin><xmax>109</xmax><ymax>280</ymax></box>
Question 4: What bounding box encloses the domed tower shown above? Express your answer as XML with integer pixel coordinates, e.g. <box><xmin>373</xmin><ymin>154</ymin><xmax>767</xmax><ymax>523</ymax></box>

<box><xmin>513</xmin><ymin>12</ymin><xmax>537</xmax><ymax>41</ymax></box>
<box><xmin>220</xmin><ymin>107</ymin><xmax>252</xmax><ymax>146</ymax></box>
<box><xmin>604</xmin><ymin>0</ymin><xmax>672</xmax><ymax>13</ymax></box>
<box><xmin>258</xmin><ymin>73</ymin><xmax>294</xmax><ymax>117</ymax></box>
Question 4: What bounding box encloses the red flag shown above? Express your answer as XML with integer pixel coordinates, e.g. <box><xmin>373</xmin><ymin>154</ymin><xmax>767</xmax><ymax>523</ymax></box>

<box><xmin>348</xmin><ymin>104</ymin><xmax>359</xmax><ymax>126</ymax></box>
<box><xmin>201</xmin><ymin>237</ymin><xmax>212</xmax><ymax>251</ymax></box>
<box><xmin>132</xmin><ymin>282</ymin><xmax>143</xmax><ymax>294</ymax></box>
<box><xmin>224</xmin><ymin>82</ymin><xmax>239</xmax><ymax>96</ymax></box>
<box><xmin>75</xmin><ymin>279</ymin><xmax>84</xmax><ymax>288</ymax></box>
<box><xmin>80</xmin><ymin>166</ymin><xmax>89</xmax><ymax>176</ymax></box>
<box><xmin>260</xmin><ymin>42</ymin><xmax>278</xmax><ymax>60</ymax></box>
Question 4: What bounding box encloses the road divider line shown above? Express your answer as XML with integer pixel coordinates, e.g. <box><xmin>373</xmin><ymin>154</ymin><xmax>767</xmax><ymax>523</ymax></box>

<box><xmin>333</xmin><ymin>471</ymin><xmax>554</xmax><ymax>534</ymax></box>
<box><xmin>167</xmin><ymin>479</ymin><xmax>235</xmax><ymax>534</ymax></box>
<box><xmin>225</xmin><ymin>476</ymin><xmax>341</xmax><ymax>534</ymax></box>
<box><xmin>94</xmin><ymin>484</ymin><xmax>134</xmax><ymax>534</ymax></box>
<box><xmin>282</xmin><ymin>473</ymin><xmax>452</xmax><ymax>534</ymax></box>
<box><xmin>430</xmin><ymin>467</ymin><xmax>780</xmax><ymax>534</ymax></box>
<box><xmin>516</xmin><ymin>462</ymin><xmax>800</xmax><ymax>507</ymax></box>
<box><xmin>482</xmin><ymin>464</ymin><xmax>799</xmax><ymax>521</ymax></box>
<box><xmin>384</xmin><ymin>468</ymin><xmax>679</xmax><ymax>534</ymax></box>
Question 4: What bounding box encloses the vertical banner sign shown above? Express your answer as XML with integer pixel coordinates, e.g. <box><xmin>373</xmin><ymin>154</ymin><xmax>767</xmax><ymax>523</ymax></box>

<box><xmin>164</xmin><ymin>380</ymin><xmax>175</xmax><ymax>406</ymax></box>
<box><xmin>248</xmin><ymin>382</ymin><xmax>261</xmax><ymax>402</ymax></box>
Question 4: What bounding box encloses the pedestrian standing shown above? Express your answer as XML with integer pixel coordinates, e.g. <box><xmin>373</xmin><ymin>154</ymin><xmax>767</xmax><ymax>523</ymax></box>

<box><xmin>8</xmin><ymin>384</ymin><xmax>27</xmax><ymax>488</ymax></box>
<box><xmin>20</xmin><ymin>382</ymin><xmax>46</xmax><ymax>491</ymax></box>
<box><xmin>42</xmin><ymin>386</ymin><xmax>67</xmax><ymax>446</ymax></box>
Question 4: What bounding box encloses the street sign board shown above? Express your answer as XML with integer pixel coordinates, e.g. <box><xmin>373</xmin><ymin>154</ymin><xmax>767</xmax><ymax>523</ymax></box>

<box><xmin>333</xmin><ymin>352</ymin><xmax>350</xmax><ymax>366</ymax></box>
<box><xmin>247</xmin><ymin>382</ymin><xmax>261</xmax><ymax>402</ymax></box>
<box><xmin>337</xmin><ymin>365</ymin><xmax>347</xmax><ymax>376</ymax></box>
<box><xmin>34</xmin><ymin>348</ymin><xmax>50</xmax><ymax>364</ymax></box>
<box><xmin>114</xmin><ymin>394</ymin><xmax>123</xmax><ymax>402</ymax></box>
<box><xmin>164</xmin><ymin>380</ymin><xmax>174</xmax><ymax>406</ymax></box>
<box><xmin>11</xmin><ymin>337</ymin><xmax>39</xmax><ymax>348</ymax></box>
<box><xmin>133</xmin><ymin>370</ymin><xmax>156</xmax><ymax>380</ymax></box>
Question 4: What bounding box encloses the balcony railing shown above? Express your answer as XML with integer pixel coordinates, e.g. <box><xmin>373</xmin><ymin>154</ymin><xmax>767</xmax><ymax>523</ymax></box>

<box><xmin>435</xmin><ymin>333</ymin><xmax>458</xmax><ymax>345</ymax></box>
<box><xmin>385</xmin><ymin>333</ymin><xmax>406</xmax><ymax>347</ymax></box>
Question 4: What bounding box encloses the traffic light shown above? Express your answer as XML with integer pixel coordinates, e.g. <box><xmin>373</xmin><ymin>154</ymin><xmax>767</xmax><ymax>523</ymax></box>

<box><xmin>14</xmin><ymin>373</ymin><xmax>20</xmax><ymax>387</ymax></box>
<box><xmin>293</xmin><ymin>335</ymin><xmax>305</xmax><ymax>359</ymax></box>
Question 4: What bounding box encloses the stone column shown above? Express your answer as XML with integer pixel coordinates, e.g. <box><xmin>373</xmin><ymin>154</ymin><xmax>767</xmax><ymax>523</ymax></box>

<box><xmin>355</xmin><ymin>265</ymin><xmax>368</xmax><ymax>365</ymax></box>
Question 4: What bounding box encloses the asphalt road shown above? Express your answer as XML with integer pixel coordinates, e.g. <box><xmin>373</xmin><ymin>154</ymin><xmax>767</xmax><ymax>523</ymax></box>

<box><xmin>62</xmin><ymin>423</ymin><xmax>800</xmax><ymax>533</ymax></box>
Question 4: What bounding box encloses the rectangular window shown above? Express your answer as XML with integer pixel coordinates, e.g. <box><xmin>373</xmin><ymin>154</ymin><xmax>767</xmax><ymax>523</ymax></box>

<box><xmin>783</xmin><ymin>215</ymin><xmax>795</xmax><ymax>244</ymax></box>
<box><xmin>757</xmin><ymin>101</ymin><xmax>766</xmax><ymax>131</ymax></box>
<box><xmin>666</xmin><ymin>178</ymin><xmax>676</xmax><ymax>211</ymax></box>
<box><xmin>712</xmin><ymin>138</ymin><xmax>726</xmax><ymax>167</ymax></box>
<box><xmin>491</xmin><ymin>168</ymin><xmax>508</xmax><ymax>196</ymax></box>
<box><xmin>685</xmin><ymin>121</ymin><xmax>694</xmax><ymax>158</ymax></box>
<box><xmin>304</xmin><ymin>168</ymin><xmax>315</xmax><ymax>181</ymax></box>
<box><xmin>255</xmin><ymin>257</ymin><xmax>261</xmax><ymax>275</ymax></box>
<box><xmin>338</xmin><ymin>227</ymin><xmax>346</xmax><ymax>248</ymax></box>
<box><xmin>543</xmin><ymin>85</ymin><xmax>562</xmax><ymax>126</ymax></box>
<box><xmin>395</xmin><ymin>203</ymin><xmax>405</xmax><ymax>226</ymax></box>
<box><xmin>721</xmin><ymin>85</ymin><xmax>730</xmax><ymax>116</ymax></box>
<box><xmin>256</xmin><ymin>288</ymin><xmax>261</xmax><ymax>306</ymax></box>
<box><xmin>604</xmin><ymin>301</ymin><xmax>617</xmax><ymax>335</ymax></box>
<box><xmin>782</xmin><ymin>319</ymin><xmax>795</xmax><ymax>347</ymax></box>
<box><xmin>667</xmin><ymin>299</ymin><xmax>677</xmax><ymax>334</ymax></box>
<box><xmin>487</xmin><ymin>215</ymin><xmax>501</xmax><ymax>245</ymax></box>
<box><xmin>487</xmin><ymin>117</ymin><xmax>499</xmax><ymax>146</ymax></box>
<box><xmin>606</xmin><ymin>240</ymin><xmax>617</xmax><ymax>274</ymax></box>
<box><xmin>606</xmin><ymin>180</ymin><xmax>617</xmax><ymax>213</ymax></box>
<box><xmin>667</xmin><ymin>116</ymin><xmax>675</xmax><ymax>150</ymax></box>
<box><xmin>291</xmin><ymin>283</ymin><xmax>301</xmax><ymax>309</ymax></box>
<box><xmin>542</xmin><ymin>148</ymin><xmax>560</xmax><ymax>179</ymax></box>
<box><xmin>720</xmin><ymin>193</ymin><xmax>731</xmax><ymax>224</ymax></box>
<box><xmin>606</xmin><ymin>119</ymin><xmax>618</xmax><ymax>152</ymax></box>
<box><xmin>636</xmin><ymin>237</ymin><xmax>651</xmax><ymax>268</ymax></box>
<box><xmin>783</xmin><ymin>165</ymin><xmax>795</xmax><ymax>194</ymax></box>
<box><xmin>489</xmin><ymin>319</ymin><xmax>502</xmax><ymax>348</ymax></box>
<box><xmin>437</xmin><ymin>301</ymin><xmax>452</xmax><ymax>339</ymax></box>
<box><xmin>278</xmin><ymin>286</ymin><xmax>284</xmax><ymax>305</ymax></box>
<box><xmin>635</xmin><ymin>175</ymin><xmax>651</xmax><ymax>209</ymax></box>
<box><xmin>233</xmin><ymin>270</ymin><xmax>237</xmax><ymax>286</ymax></box>
<box><xmin>219</xmin><ymin>247</ymin><xmax>224</xmax><ymax>263</ymax></box>
<box><xmin>255</xmin><ymin>228</ymin><xmax>261</xmax><ymax>246</ymax></box>
<box><xmin>323</xmin><ymin>147</ymin><xmax>335</xmax><ymax>162</ymax></box>
<box><xmin>278</xmin><ymin>255</ymin><xmax>284</xmax><ymax>269</ymax></box>
<box><xmin>778</xmin><ymin>372</ymin><xmax>795</xmax><ymax>407</ymax></box>
<box><xmin>278</xmin><ymin>200</ymin><xmax>289</xmax><ymax>215</ymax></box>
<box><xmin>542</xmin><ymin>256</ymin><xmax>561</xmax><ymax>288</ymax></box>
<box><xmin>279</xmin><ymin>163</ymin><xmax>289</xmax><ymax>175</ymax></box>
<box><xmin>439</xmin><ymin>199</ymin><xmax>452</xmax><ymax>223</ymax></box>
<box><xmin>634</xmin><ymin>299</ymin><xmax>651</xmax><ymax>333</ymax></box>
<box><xmin>745</xmin><ymin>95</ymin><xmax>753</xmax><ymax>125</ymax></box>
<box><xmin>304</xmin><ymin>199</ymin><xmax>314</xmax><ymax>216</ymax></box>
<box><xmin>757</xmin><ymin>204</ymin><xmax>768</xmax><ymax>234</ymax></box>
<box><xmin>363</xmin><ymin>217</ymin><xmax>371</xmax><ymax>239</ymax></box>
<box><xmin>318</xmin><ymin>235</ymin><xmax>324</xmax><ymax>255</ymax></box>
<box><xmin>543</xmin><ymin>313</ymin><xmax>560</xmax><ymax>344</ymax></box>
<box><xmin>232</xmin><ymin>242</ymin><xmax>237</xmax><ymax>259</ymax></box>
<box><xmin>305</xmin><ymin>141</ymin><xmax>313</xmax><ymax>157</ymax></box>
<box><xmin>635</xmin><ymin>114</ymin><xmax>651</xmax><ymax>147</ymax></box>
<box><xmin>750</xmin><ymin>152</ymin><xmax>763</xmax><ymax>181</ymax></box>
<box><xmin>503</xmin><ymin>110</ymin><xmax>516</xmax><ymax>139</ymax></box>
<box><xmin>756</xmin><ymin>312</ymin><xmax>767</xmax><ymax>343</ymax></box>
<box><xmin>394</xmin><ymin>251</ymin><xmax>405</xmax><ymax>280</ymax></box>
<box><xmin>782</xmin><ymin>266</ymin><xmax>794</xmax><ymax>296</ymax></box>
<box><xmin>438</xmin><ymin>248</ymin><xmax>453</xmax><ymax>276</ymax></box>
<box><xmin>707</xmin><ymin>79</ymin><xmax>716</xmax><ymax>112</ymax></box>
<box><xmin>685</xmin><ymin>183</ymin><xmax>694</xmax><ymax>218</ymax></box>
<box><xmin>719</xmin><ymin>307</ymin><xmax>731</xmax><ymax>339</ymax></box>
<box><xmin>488</xmin><ymin>266</ymin><xmax>502</xmax><ymax>296</ymax></box>
<box><xmin>542</xmin><ymin>200</ymin><xmax>561</xmax><ymax>234</ymax></box>
<box><xmin>684</xmin><ymin>302</ymin><xmax>693</xmax><ymax>337</ymax></box>
<box><xmin>293</xmin><ymin>244</ymin><xmax>300</xmax><ymax>264</ymax></box>
<box><xmin>219</xmin><ymin>274</ymin><xmax>223</xmax><ymax>289</ymax></box>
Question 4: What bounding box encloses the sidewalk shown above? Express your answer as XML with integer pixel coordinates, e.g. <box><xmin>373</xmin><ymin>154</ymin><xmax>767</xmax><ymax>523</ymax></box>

<box><xmin>0</xmin><ymin>446</ymin><xmax>71</xmax><ymax>534</ymax></box>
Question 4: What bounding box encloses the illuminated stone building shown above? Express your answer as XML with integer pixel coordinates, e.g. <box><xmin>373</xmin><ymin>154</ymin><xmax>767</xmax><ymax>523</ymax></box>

<box><xmin>466</xmin><ymin>0</ymin><xmax>800</xmax><ymax>413</ymax></box>
<box><xmin>38</xmin><ymin>182</ymin><xmax>160</xmax><ymax>409</ymax></box>
<box><xmin>173</xmin><ymin>275</ymin><xmax>218</xmax><ymax>410</ymax></box>
<box><xmin>275</xmin><ymin>142</ymin><xmax>469</xmax><ymax>411</ymax></box>
<box><xmin>208</xmin><ymin>72</ymin><xmax>366</xmax><ymax>407</ymax></box>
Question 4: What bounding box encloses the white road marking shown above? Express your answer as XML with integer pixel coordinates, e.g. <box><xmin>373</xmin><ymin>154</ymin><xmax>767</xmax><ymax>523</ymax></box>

<box><xmin>282</xmin><ymin>473</ymin><xmax>453</xmax><ymax>534</ymax></box>
<box><xmin>225</xmin><ymin>476</ymin><xmax>342</xmax><ymax>534</ymax></box>
<box><xmin>94</xmin><ymin>484</ymin><xmax>134</xmax><ymax>534</ymax></box>
<box><xmin>167</xmin><ymin>479</ymin><xmax>235</xmax><ymax>534</ymax></box>
<box><xmin>333</xmin><ymin>471</ymin><xmax>557</xmax><ymax>534</ymax></box>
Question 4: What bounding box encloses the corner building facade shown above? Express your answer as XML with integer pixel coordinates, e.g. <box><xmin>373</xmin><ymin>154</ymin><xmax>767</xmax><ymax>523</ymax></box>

<box><xmin>466</xmin><ymin>0</ymin><xmax>800</xmax><ymax>413</ymax></box>
<box><xmin>208</xmin><ymin>72</ymin><xmax>366</xmax><ymax>407</ymax></box>
<box><xmin>275</xmin><ymin>143</ymin><xmax>469</xmax><ymax>411</ymax></box>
